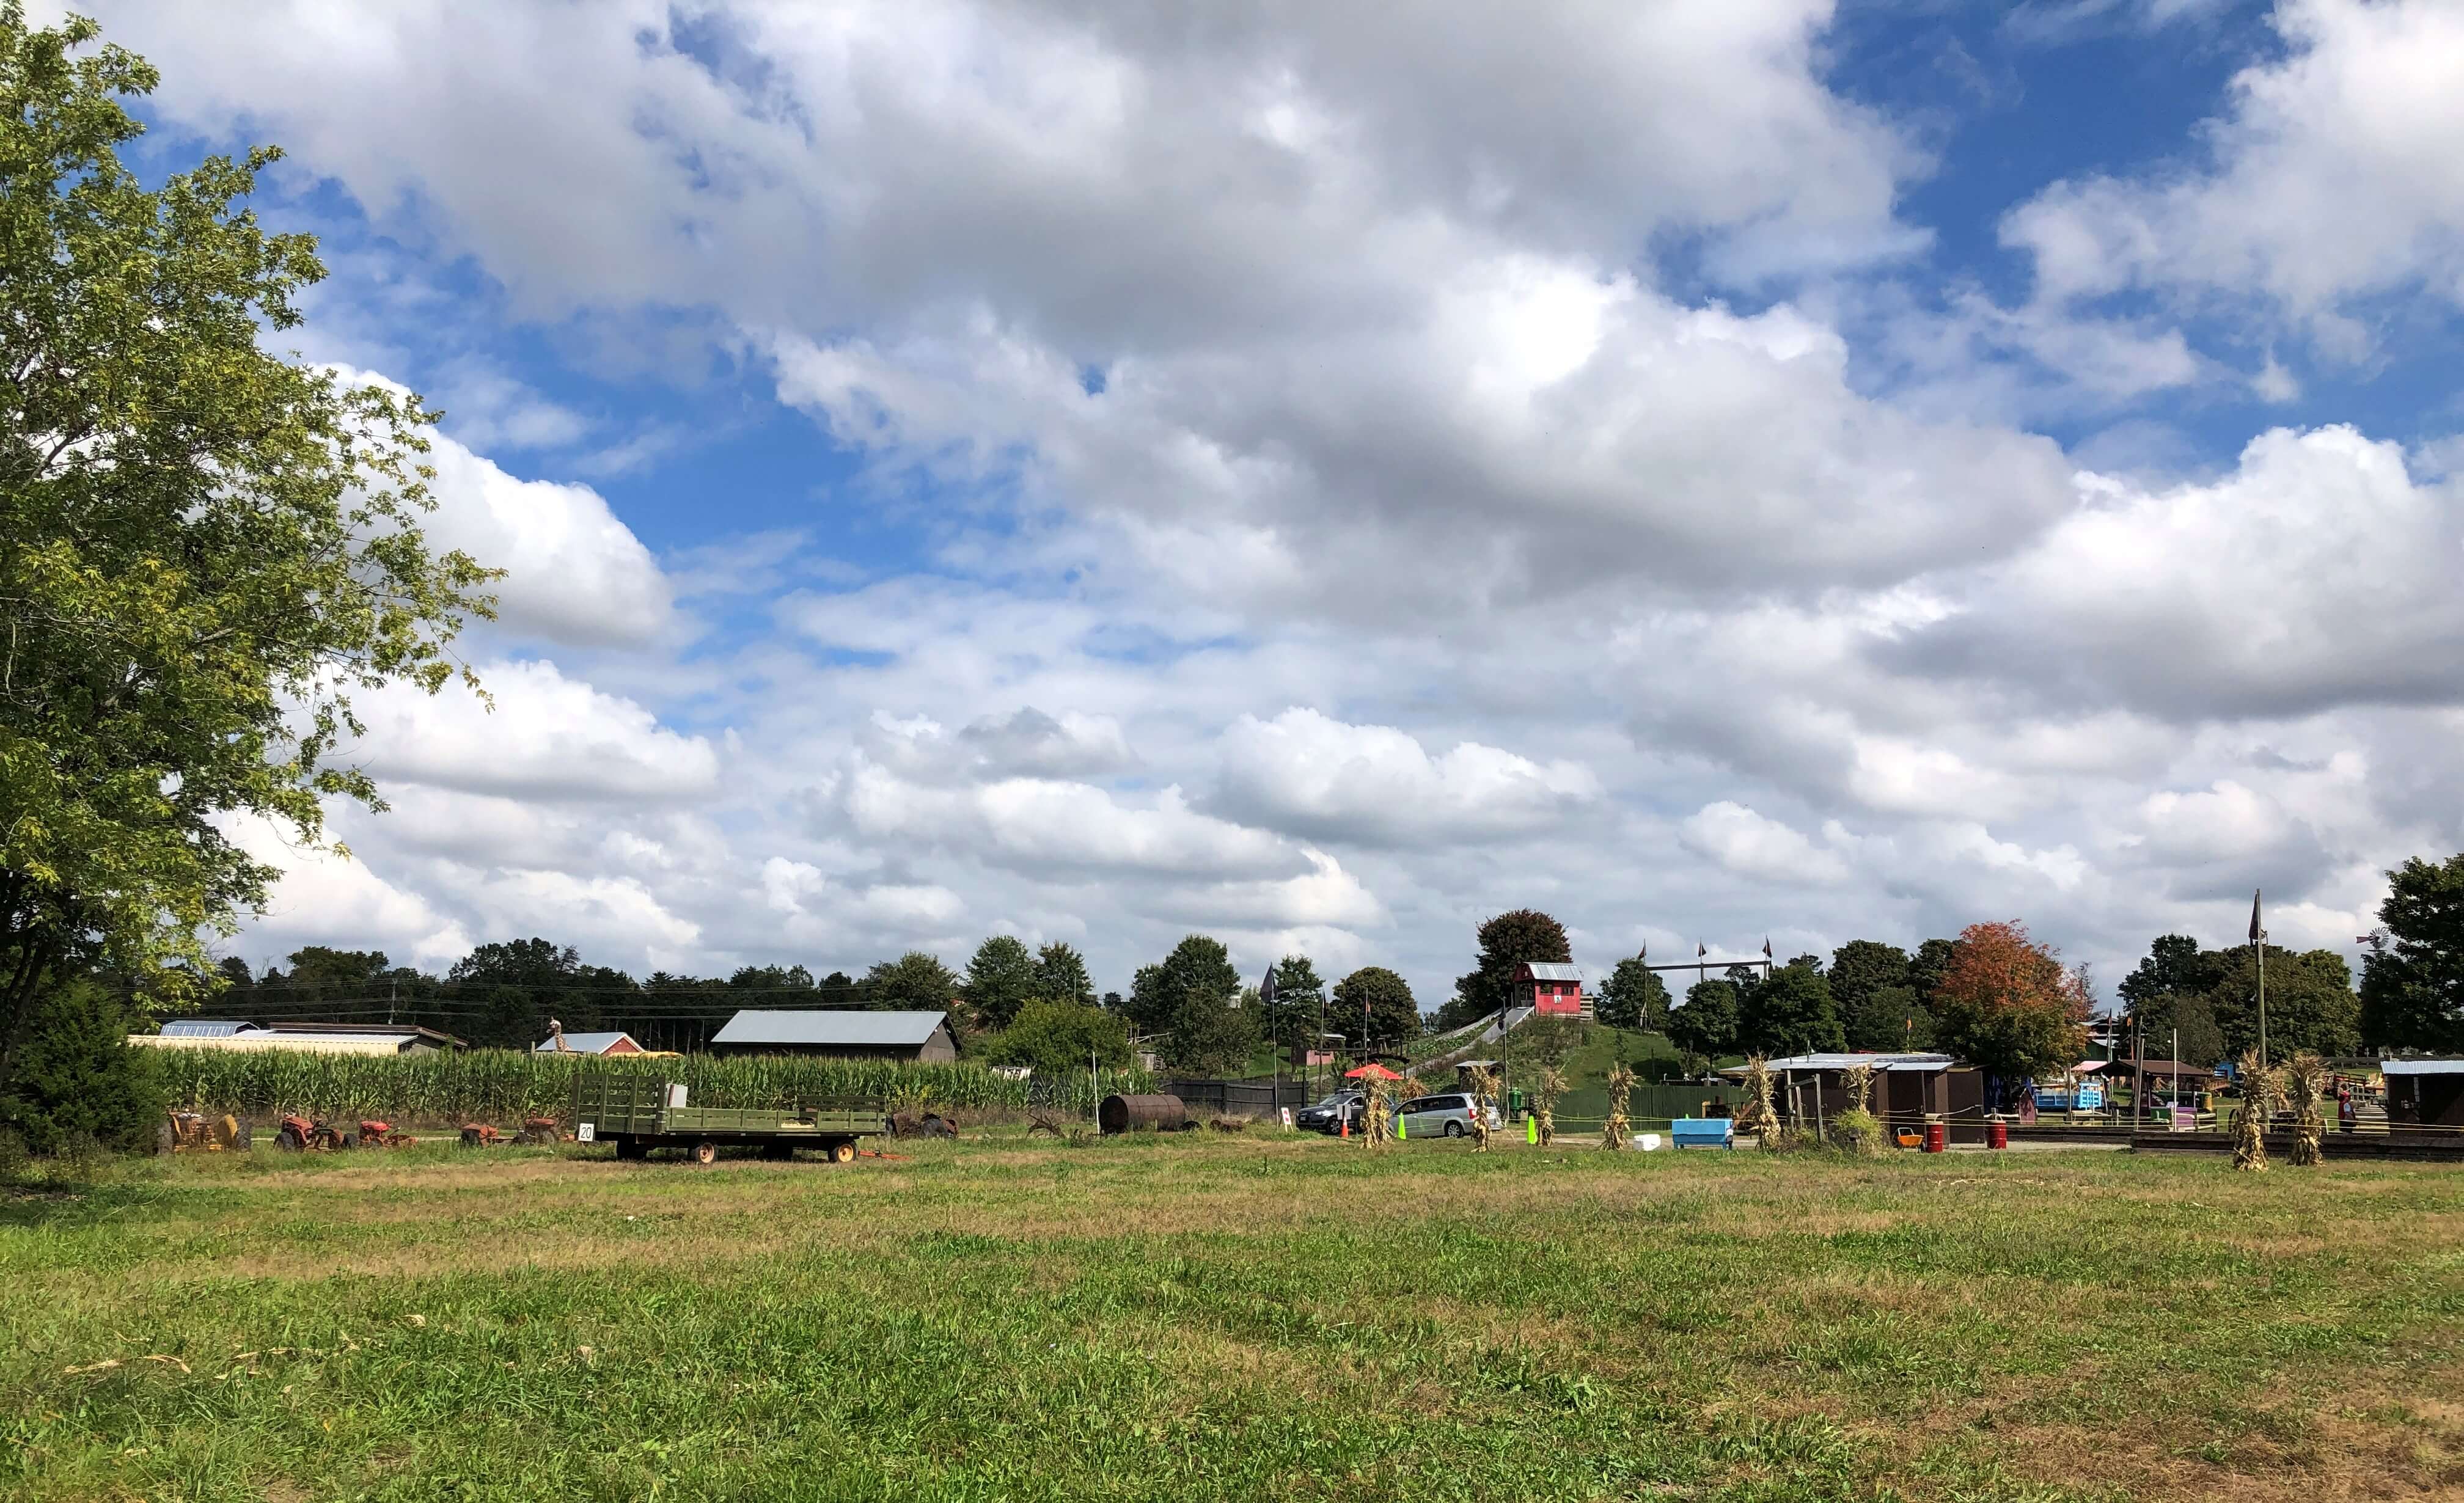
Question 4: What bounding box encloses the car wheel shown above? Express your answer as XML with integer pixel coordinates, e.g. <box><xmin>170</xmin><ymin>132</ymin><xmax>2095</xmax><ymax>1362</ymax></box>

<box><xmin>1444</xmin><ymin>1121</ymin><xmax>1465</xmax><ymax>1138</ymax></box>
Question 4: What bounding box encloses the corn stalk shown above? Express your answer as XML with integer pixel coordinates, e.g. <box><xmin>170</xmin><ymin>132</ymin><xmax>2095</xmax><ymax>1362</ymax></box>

<box><xmin>151</xmin><ymin>1048</ymin><xmax>1153</xmax><ymax>1124</ymax></box>
<box><xmin>1601</xmin><ymin>1063</ymin><xmax>1634</xmax><ymax>1150</ymax></box>
<box><xmin>2232</xmin><ymin>1050</ymin><xmax>2281</xmax><ymax>1172</ymax></box>
<box><xmin>1534</xmin><ymin>1065</ymin><xmax>1565</xmax><ymax>1147</ymax></box>
<box><xmin>2283</xmin><ymin>1053</ymin><xmax>2327</xmax><ymax>1168</ymax></box>
<box><xmin>1466</xmin><ymin>1065</ymin><xmax>1498</xmax><ymax>1153</ymax></box>
<box><xmin>1736</xmin><ymin>1056</ymin><xmax>1781</xmax><ymax>1148</ymax></box>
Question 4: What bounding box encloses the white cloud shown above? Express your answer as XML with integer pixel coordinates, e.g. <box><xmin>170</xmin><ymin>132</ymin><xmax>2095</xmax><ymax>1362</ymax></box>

<box><xmin>2003</xmin><ymin>0</ymin><xmax>2464</xmax><ymax>336</ymax></box>
<box><xmin>1212</xmin><ymin>709</ymin><xmax>1601</xmax><ymax>846</ymax></box>
<box><xmin>420</xmin><ymin>433</ymin><xmax>676</xmax><ymax>648</ymax></box>
<box><xmin>1907</xmin><ymin>426</ymin><xmax>2464</xmax><ymax>717</ymax></box>
<box><xmin>346</xmin><ymin>659</ymin><xmax>722</xmax><ymax>802</ymax></box>
<box><xmin>1679</xmin><ymin>803</ymin><xmax>1852</xmax><ymax>885</ymax></box>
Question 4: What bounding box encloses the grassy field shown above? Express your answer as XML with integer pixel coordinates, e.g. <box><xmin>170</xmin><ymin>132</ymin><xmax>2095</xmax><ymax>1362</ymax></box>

<box><xmin>6</xmin><ymin>1133</ymin><xmax>2462</xmax><ymax>1502</ymax></box>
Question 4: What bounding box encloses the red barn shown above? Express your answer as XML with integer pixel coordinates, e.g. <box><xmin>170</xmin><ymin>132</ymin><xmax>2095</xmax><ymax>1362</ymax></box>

<box><xmin>1516</xmin><ymin>962</ymin><xmax>1585</xmax><ymax>1017</ymax></box>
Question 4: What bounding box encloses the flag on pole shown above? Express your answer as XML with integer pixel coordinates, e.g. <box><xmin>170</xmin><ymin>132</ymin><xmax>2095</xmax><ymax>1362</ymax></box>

<box><xmin>2248</xmin><ymin>890</ymin><xmax>2262</xmax><ymax>943</ymax></box>
<box><xmin>1260</xmin><ymin>964</ymin><xmax>1278</xmax><ymax>1006</ymax></box>
<box><xmin>1697</xmin><ymin>942</ymin><xmax>1707</xmax><ymax>959</ymax></box>
<box><xmin>1762</xmin><ymin>937</ymin><xmax>1773</xmax><ymax>959</ymax></box>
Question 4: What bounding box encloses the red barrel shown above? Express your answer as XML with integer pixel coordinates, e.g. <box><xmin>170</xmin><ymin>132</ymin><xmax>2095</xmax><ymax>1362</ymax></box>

<box><xmin>1987</xmin><ymin>1120</ymin><xmax>2009</xmax><ymax>1150</ymax></box>
<box><xmin>1923</xmin><ymin>1121</ymin><xmax>1946</xmax><ymax>1154</ymax></box>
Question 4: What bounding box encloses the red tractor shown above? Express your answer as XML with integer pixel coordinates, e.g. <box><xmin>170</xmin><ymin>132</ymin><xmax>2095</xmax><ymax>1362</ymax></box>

<box><xmin>358</xmin><ymin>1119</ymin><xmax>417</xmax><ymax>1147</ymax></box>
<box><xmin>458</xmin><ymin>1123</ymin><xmax>504</xmax><ymax>1147</ymax></box>
<box><xmin>273</xmin><ymin>1114</ymin><xmax>353</xmax><ymax>1152</ymax></box>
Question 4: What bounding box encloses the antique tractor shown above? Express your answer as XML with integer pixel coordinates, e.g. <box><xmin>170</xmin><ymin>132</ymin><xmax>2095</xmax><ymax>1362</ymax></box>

<box><xmin>272</xmin><ymin>1114</ymin><xmax>353</xmax><ymax>1152</ymax></box>
<box><xmin>356</xmin><ymin>1119</ymin><xmax>417</xmax><ymax>1147</ymax></box>
<box><xmin>160</xmin><ymin>1110</ymin><xmax>251</xmax><ymax>1154</ymax></box>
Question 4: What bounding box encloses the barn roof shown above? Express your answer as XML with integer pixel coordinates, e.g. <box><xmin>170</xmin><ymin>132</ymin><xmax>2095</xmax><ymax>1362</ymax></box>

<box><xmin>161</xmin><ymin>1018</ymin><xmax>258</xmax><ymax>1037</ymax></box>
<box><xmin>1728</xmin><ymin>1052</ymin><xmax>1957</xmax><ymax>1074</ymax></box>
<box><xmin>534</xmin><ymin>1031</ymin><xmax>641</xmax><ymax>1055</ymax></box>
<box><xmin>711</xmin><ymin>1009</ymin><xmax>948</xmax><ymax>1047</ymax></box>
<box><xmin>1519</xmin><ymin>962</ymin><xmax>1583</xmax><ymax>982</ymax></box>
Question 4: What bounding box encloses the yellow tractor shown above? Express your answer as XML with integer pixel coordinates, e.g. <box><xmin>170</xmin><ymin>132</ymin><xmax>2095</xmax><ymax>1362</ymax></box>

<box><xmin>160</xmin><ymin>1110</ymin><xmax>251</xmax><ymax>1154</ymax></box>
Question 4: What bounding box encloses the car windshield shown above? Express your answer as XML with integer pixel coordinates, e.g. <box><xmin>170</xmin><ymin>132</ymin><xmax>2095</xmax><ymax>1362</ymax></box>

<box><xmin>1309</xmin><ymin>1092</ymin><xmax>1358</xmax><ymax>1108</ymax></box>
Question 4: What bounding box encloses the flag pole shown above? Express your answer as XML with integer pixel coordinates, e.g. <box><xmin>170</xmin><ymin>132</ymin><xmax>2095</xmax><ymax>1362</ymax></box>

<box><xmin>2251</xmin><ymin>888</ymin><xmax>2267</xmax><ymax>1071</ymax></box>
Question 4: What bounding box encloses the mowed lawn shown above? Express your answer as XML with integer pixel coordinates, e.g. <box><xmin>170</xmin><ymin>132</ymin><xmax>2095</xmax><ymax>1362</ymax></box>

<box><xmin>6</xmin><ymin>1135</ymin><xmax>2463</xmax><ymax>1502</ymax></box>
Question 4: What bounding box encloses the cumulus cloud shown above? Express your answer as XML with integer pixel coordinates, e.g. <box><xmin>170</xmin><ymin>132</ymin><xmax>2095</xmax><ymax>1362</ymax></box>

<box><xmin>79</xmin><ymin>0</ymin><xmax>2463</xmax><ymax>1002</ymax></box>
<box><xmin>1212</xmin><ymin>709</ymin><xmax>1601</xmax><ymax>846</ymax></box>
<box><xmin>420</xmin><ymin>433</ymin><xmax>677</xmax><ymax>647</ymax></box>
<box><xmin>1679</xmin><ymin>802</ymin><xmax>1853</xmax><ymax>885</ymax></box>
<box><xmin>1901</xmin><ymin>426</ymin><xmax>2464</xmax><ymax>717</ymax></box>
<box><xmin>346</xmin><ymin>659</ymin><xmax>722</xmax><ymax>802</ymax></box>
<box><xmin>2003</xmin><ymin>0</ymin><xmax>2464</xmax><ymax>337</ymax></box>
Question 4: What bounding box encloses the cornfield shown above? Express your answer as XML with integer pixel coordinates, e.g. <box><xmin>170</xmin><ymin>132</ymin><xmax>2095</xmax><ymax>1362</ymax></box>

<box><xmin>152</xmin><ymin>1048</ymin><xmax>1153</xmax><ymax>1124</ymax></box>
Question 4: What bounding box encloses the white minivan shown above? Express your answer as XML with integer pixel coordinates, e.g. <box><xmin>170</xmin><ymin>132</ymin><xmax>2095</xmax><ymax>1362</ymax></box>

<box><xmin>1395</xmin><ymin>1091</ymin><xmax>1482</xmax><ymax>1138</ymax></box>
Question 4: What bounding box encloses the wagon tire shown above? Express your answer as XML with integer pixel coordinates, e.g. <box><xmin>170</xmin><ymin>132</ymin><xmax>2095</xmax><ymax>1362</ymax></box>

<box><xmin>831</xmin><ymin>1141</ymin><xmax>856</xmax><ymax>1165</ymax></box>
<box><xmin>691</xmin><ymin>1139</ymin><xmax>717</xmax><ymax>1166</ymax></box>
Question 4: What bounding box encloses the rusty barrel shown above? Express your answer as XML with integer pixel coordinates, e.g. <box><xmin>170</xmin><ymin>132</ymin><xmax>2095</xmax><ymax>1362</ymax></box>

<box><xmin>1986</xmin><ymin>1119</ymin><xmax>2009</xmax><ymax>1150</ymax></box>
<box><xmin>1923</xmin><ymin>1119</ymin><xmax>1947</xmax><ymax>1154</ymax></box>
<box><xmin>1099</xmin><ymin>1093</ymin><xmax>1187</xmax><ymax>1135</ymax></box>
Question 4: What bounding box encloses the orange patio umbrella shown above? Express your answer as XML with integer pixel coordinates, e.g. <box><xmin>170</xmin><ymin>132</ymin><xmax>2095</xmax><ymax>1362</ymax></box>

<box><xmin>1344</xmin><ymin>1062</ymin><xmax>1402</xmax><ymax>1081</ymax></box>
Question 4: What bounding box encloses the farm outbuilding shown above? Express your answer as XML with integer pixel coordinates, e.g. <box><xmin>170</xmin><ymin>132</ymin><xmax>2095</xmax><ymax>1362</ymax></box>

<box><xmin>130</xmin><ymin>1020</ymin><xmax>464</xmax><ymax>1056</ymax></box>
<box><xmin>2383</xmin><ymin>1059</ymin><xmax>2464</xmax><ymax>1128</ymax></box>
<box><xmin>532</xmin><ymin>1030</ymin><xmax>648</xmax><ymax>1056</ymax></box>
<box><xmin>709</xmin><ymin>1009</ymin><xmax>959</xmax><ymax>1062</ymax></box>
<box><xmin>1723</xmin><ymin>1053</ymin><xmax>1980</xmax><ymax>1138</ymax></box>
<box><xmin>1516</xmin><ymin>962</ymin><xmax>1584</xmax><ymax>1017</ymax></box>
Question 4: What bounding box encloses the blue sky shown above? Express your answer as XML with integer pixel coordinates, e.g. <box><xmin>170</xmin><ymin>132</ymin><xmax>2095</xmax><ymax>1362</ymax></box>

<box><xmin>67</xmin><ymin>0</ymin><xmax>2464</xmax><ymax>1007</ymax></box>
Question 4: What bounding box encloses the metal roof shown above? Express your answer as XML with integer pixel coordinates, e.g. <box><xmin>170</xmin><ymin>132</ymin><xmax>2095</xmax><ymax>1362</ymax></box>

<box><xmin>534</xmin><ymin>1031</ymin><xmax>640</xmax><ymax>1055</ymax></box>
<box><xmin>1520</xmin><ymin>962</ymin><xmax>1583</xmax><ymax>982</ymax></box>
<box><xmin>2382</xmin><ymin>1059</ymin><xmax>2464</xmax><ymax>1077</ymax></box>
<box><xmin>1733</xmin><ymin>1052</ymin><xmax>1957</xmax><ymax>1074</ymax></box>
<box><xmin>161</xmin><ymin>1019</ymin><xmax>259</xmax><ymax>1038</ymax></box>
<box><xmin>711</xmin><ymin>1009</ymin><xmax>949</xmax><ymax>1047</ymax></box>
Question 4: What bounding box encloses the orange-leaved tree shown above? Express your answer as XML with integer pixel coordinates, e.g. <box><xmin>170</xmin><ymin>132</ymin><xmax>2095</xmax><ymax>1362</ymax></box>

<box><xmin>1927</xmin><ymin>922</ymin><xmax>2090</xmax><ymax>1083</ymax></box>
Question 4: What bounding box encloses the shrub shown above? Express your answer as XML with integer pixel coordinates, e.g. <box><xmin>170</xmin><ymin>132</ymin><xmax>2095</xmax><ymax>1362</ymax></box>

<box><xmin>1830</xmin><ymin>1108</ymin><xmax>1885</xmax><ymax>1157</ymax></box>
<box><xmin>1</xmin><ymin>981</ymin><xmax>167</xmax><ymax>1155</ymax></box>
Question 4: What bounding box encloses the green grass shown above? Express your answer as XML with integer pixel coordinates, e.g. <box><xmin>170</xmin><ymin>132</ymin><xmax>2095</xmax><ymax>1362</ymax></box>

<box><xmin>6</xmin><ymin>1135</ymin><xmax>2463</xmax><ymax>1501</ymax></box>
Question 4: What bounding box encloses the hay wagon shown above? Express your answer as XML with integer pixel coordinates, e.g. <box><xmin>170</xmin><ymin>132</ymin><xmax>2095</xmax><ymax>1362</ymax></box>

<box><xmin>571</xmin><ymin>1074</ymin><xmax>888</xmax><ymax>1165</ymax></box>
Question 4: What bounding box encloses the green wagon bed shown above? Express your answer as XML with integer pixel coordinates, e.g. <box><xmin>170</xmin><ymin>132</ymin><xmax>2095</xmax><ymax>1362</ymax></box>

<box><xmin>571</xmin><ymin>1073</ymin><xmax>890</xmax><ymax>1165</ymax></box>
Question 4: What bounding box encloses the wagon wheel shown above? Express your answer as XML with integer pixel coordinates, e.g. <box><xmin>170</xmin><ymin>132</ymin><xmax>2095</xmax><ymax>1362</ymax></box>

<box><xmin>691</xmin><ymin>1139</ymin><xmax>718</xmax><ymax>1166</ymax></box>
<box><xmin>831</xmin><ymin>1141</ymin><xmax>856</xmax><ymax>1165</ymax></box>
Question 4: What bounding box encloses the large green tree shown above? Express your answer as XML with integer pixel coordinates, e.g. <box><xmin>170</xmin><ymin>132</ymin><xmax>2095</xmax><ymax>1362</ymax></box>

<box><xmin>1667</xmin><ymin>978</ymin><xmax>1740</xmax><ymax>1058</ymax></box>
<box><xmin>0</xmin><ymin>10</ymin><xmax>493</xmax><ymax>1091</ymax></box>
<box><xmin>1596</xmin><ymin>956</ymin><xmax>1671</xmax><ymax>1033</ymax></box>
<box><xmin>1843</xmin><ymin>985</ymin><xmax>1933</xmax><ymax>1052</ymax></box>
<box><xmin>961</xmin><ymin>935</ymin><xmax>1038</xmax><ymax>1033</ymax></box>
<box><xmin>1826</xmin><ymin>941</ymin><xmax>1911</xmax><ymax>1015</ymax></box>
<box><xmin>1259</xmin><ymin>954</ymin><xmax>1326</xmax><ymax>1060</ymax></box>
<box><xmin>2205</xmin><ymin>945</ymin><xmax>2360</xmax><ymax>1060</ymax></box>
<box><xmin>2361</xmin><ymin>854</ymin><xmax>2464</xmax><ymax>1052</ymax></box>
<box><xmin>1739</xmin><ymin>958</ymin><xmax>1846</xmax><ymax>1056</ymax></box>
<box><xmin>978</xmin><ymin>998</ymin><xmax>1132</xmax><ymax>1077</ymax></box>
<box><xmin>862</xmin><ymin>952</ymin><xmax>963</xmax><ymax>1016</ymax></box>
<box><xmin>1127</xmin><ymin>935</ymin><xmax>1250</xmax><ymax>1071</ymax></box>
<box><xmin>1332</xmin><ymin>965</ymin><xmax>1418</xmax><ymax>1051</ymax></box>
<box><xmin>1440</xmin><ymin>908</ymin><xmax>1570</xmax><ymax>1031</ymax></box>
<box><xmin>1031</xmin><ymin>942</ymin><xmax>1096</xmax><ymax>1009</ymax></box>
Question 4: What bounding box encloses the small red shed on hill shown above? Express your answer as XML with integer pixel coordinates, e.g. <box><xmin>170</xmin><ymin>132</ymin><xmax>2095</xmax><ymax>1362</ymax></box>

<box><xmin>1516</xmin><ymin>962</ymin><xmax>1585</xmax><ymax>1017</ymax></box>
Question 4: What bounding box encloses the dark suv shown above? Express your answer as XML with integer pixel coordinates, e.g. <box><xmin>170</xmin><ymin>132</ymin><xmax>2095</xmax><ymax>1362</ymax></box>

<box><xmin>1294</xmin><ymin>1090</ymin><xmax>1364</xmax><ymax>1134</ymax></box>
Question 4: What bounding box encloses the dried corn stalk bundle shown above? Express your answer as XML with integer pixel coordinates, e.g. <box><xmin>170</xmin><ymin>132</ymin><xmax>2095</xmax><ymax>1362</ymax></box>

<box><xmin>1735</xmin><ymin>1056</ymin><xmax>1781</xmax><ymax>1147</ymax></box>
<box><xmin>2232</xmin><ymin>1050</ymin><xmax>2282</xmax><ymax>1172</ymax></box>
<box><xmin>2283</xmin><ymin>1053</ymin><xmax>2327</xmax><ymax>1168</ymax></box>
<box><xmin>1601</xmin><ymin>1064</ymin><xmax>1634</xmax><ymax>1150</ymax></box>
